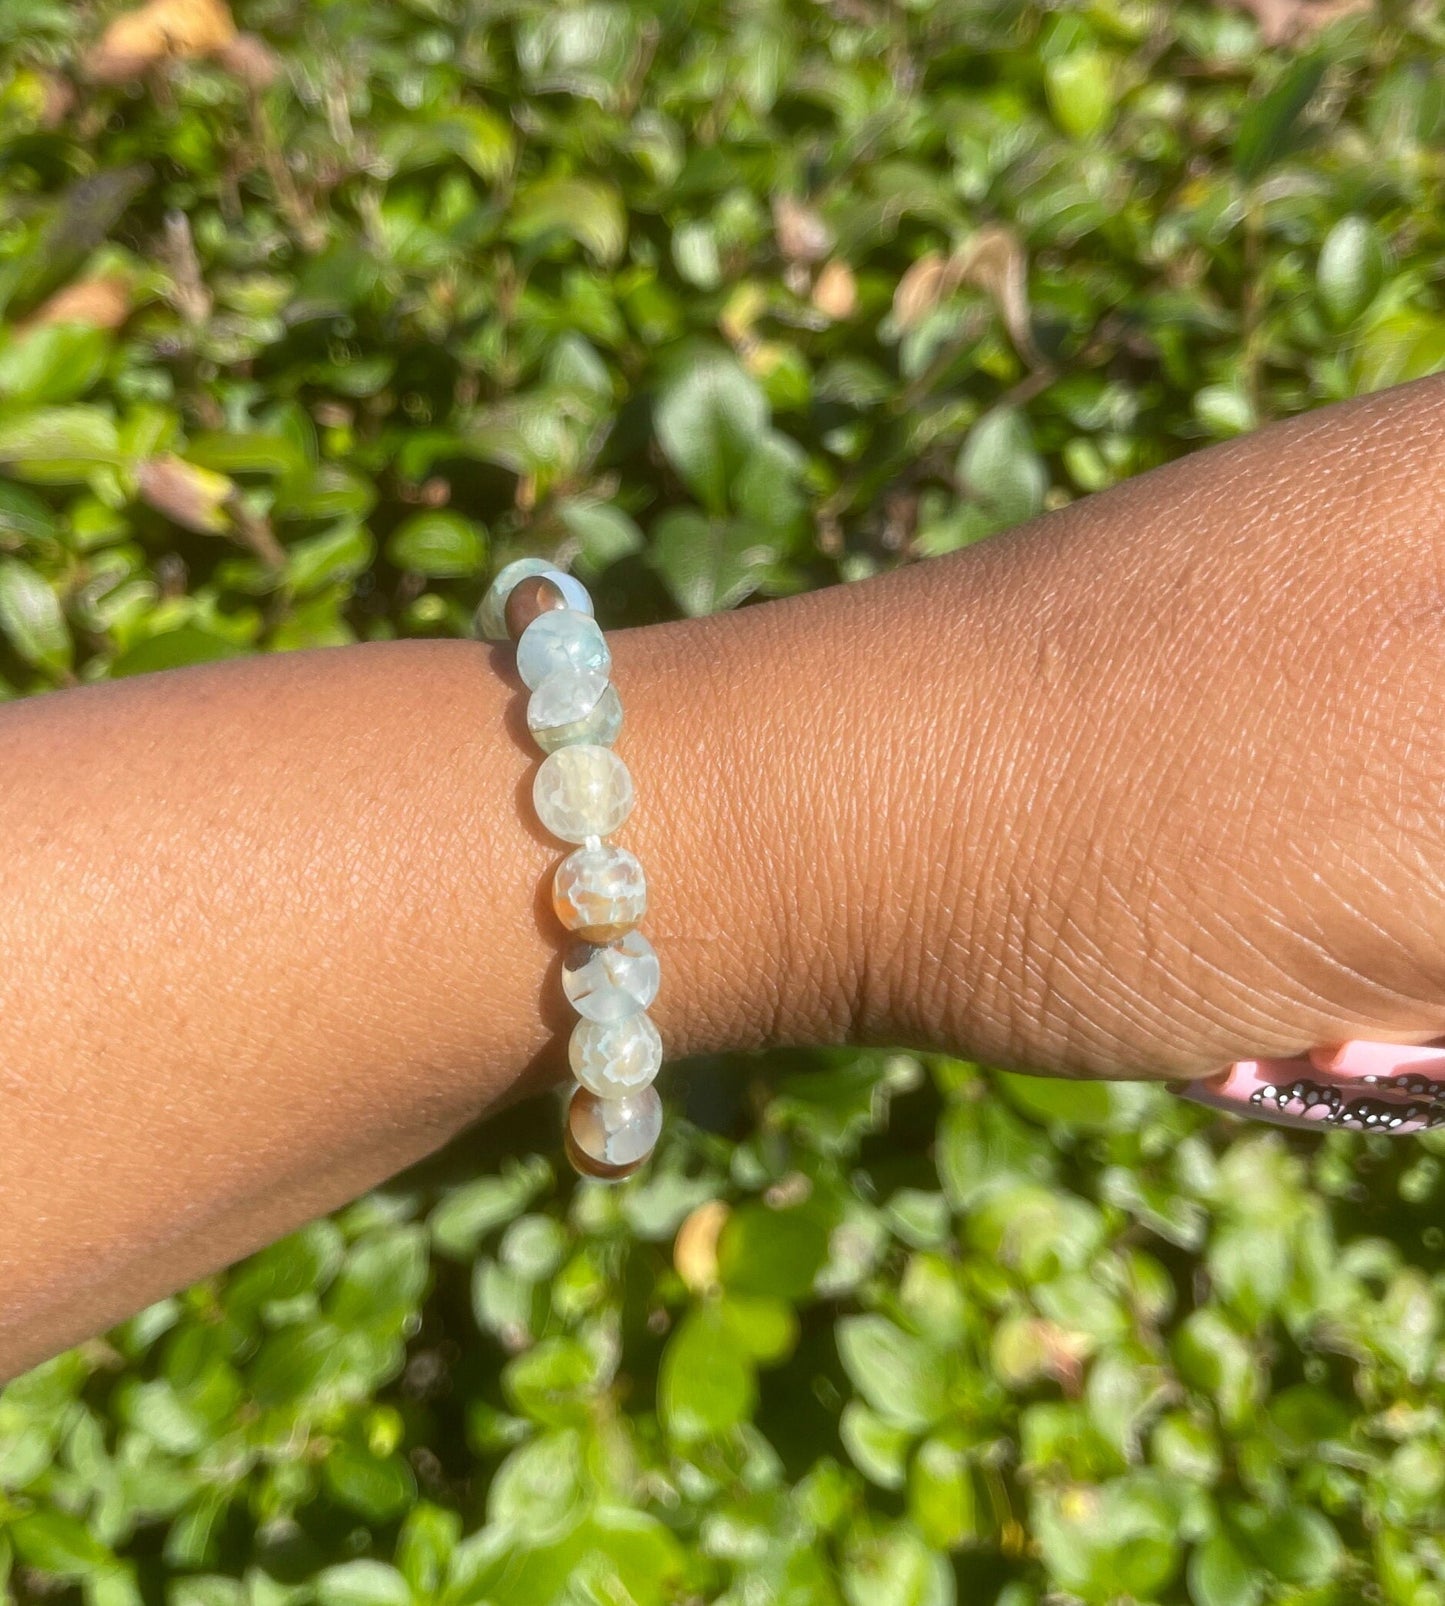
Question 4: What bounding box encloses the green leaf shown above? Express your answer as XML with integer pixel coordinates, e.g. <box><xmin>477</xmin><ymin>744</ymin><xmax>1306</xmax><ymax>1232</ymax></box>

<box><xmin>650</xmin><ymin>510</ymin><xmax>775</xmax><ymax>615</ymax></box>
<box><xmin>842</xmin><ymin>1522</ymin><xmax>954</xmax><ymax>1606</ymax></box>
<box><xmin>996</xmin><ymin>1071</ymin><xmax>1150</xmax><ymax>1132</ymax></box>
<box><xmin>836</xmin><ymin>1316</ymin><xmax>947</xmax><ymax>1432</ymax></box>
<box><xmin>287</xmin><ymin>523</ymin><xmax>375</xmax><ymax>595</ymax></box>
<box><xmin>313</xmin><ymin>1560</ymin><xmax>412</xmax><ymax>1606</ymax></box>
<box><xmin>0</xmin><ymin>325</ymin><xmax>110</xmax><ymax>406</ymax></box>
<box><xmin>1232</xmin><ymin>1504</ymin><xmax>1342</xmax><ymax>1586</ymax></box>
<box><xmin>396</xmin><ymin>1504</ymin><xmax>461</xmax><ymax>1600</ymax></box>
<box><xmin>386</xmin><ymin>512</ymin><xmax>486</xmax><ymax>578</ymax></box>
<box><xmin>486</xmin><ymin>1429</ymin><xmax>587</xmax><ymax>1537</ymax></box>
<box><xmin>10</xmin><ymin>1511</ymin><xmax>117</xmax><ymax>1579</ymax></box>
<box><xmin>0</xmin><ymin>557</ymin><xmax>70</xmax><ymax>674</ymax></box>
<box><xmin>1045</xmin><ymin>51</ymin><xmax>1116</xmax><ymax>140</ymax></box>
<box><xmin>328</xmin><ymin>1227</ymin><xmax>428</xmax><ymax>1330</ymax></box>
<box><xmin>0</xmin><ymin>406</ymin><xmax>120</xmax><ymax>482</ymax></box>
<box><xmin>1189</xmin><ymin>1534</ymin><xmax>1262</xmax><ymax>1606</ymax></box>
<box><xmin>654</xmin><ymin>354</ymin><xmax>768</xmax><ymax>515</ymax></box>
<box><xmin>0</xmin><ymin>479</ymin><xmax>58</xmax><ymax>542</ymax></box>
<box><xmin>510</xmin><ymin>176</ymin><xmax>627</xmax><ymax>266</ymax></box>
<box><xmin>841</xmin><ymin>1400</ymin><xmax>912</xmax><ymax>1488</ymax></box>
<box><xmin>956</xmin><ymin>408</ymin><xmax>1046</xmax><ymax>526</ymax></box>
<box><xmin>717</xmin><ymin>1200</ymin><xmax>832</xmax><ymax>1298</ymax></box>
<box><xmin>86</xmin><ymin>1565</ymin><xmax>146</xmax><ymax>1606</ymax></box>
<box><xmin>109</xmin><ymin>626</ymin><xmax>245</xmax><ymax>677</ymax></box>
<box><xmin>558</xmin><ymin>499</ymin><xmax>645</xmax><ymax>580</ymax></box>
<box><xmin>909</xmin><ymin>1437</ymin><xmax>976</xmax><ymax>1549</ymax></box>
<box><xmin>517</xmin><ymin>5</ymin><xmax>639</xmax><ymax>104</ymax></box>
<box><xmin>323</xmin><ymin>1442</ymin><xmax>416</xmax><ymax>1520</ymax></box>
<box><xmin>672</xmin><ymin>221</ymin><xmax>722</xmax><ymax>290</ymax></box>
<box><xmin>718</xmin><ymin>1291</ymin><xmax>798</xmax><ymax>1362</ymax></box>
<box><xmin>659</xmin><ymin>1307</ymin><xmax>755</xmax><ymax>1441</ymax></box>
<box><xmin>1317</xmin><ymin>215</ymin><xmax>1387</xmax><ymax>328</ymax></box>
<box><xmin>502</xmin><ymin>1335</ymin><xmax>606</xmax><ymax>1426</ymax></box>
<box><xmin>428</xmin><ymin>1162</ymin><xmax>550</xmax><ymax>1260</ymax></box>
<box><xmin>1173</xmin><ymin>1309</ymin><xmax>1260</xmax><ymax>1429</ymax></box>
<box><xmin>1234</xmin><ymin>56</ymin><xmax>1326</xmax><ymax>182</ymax></box>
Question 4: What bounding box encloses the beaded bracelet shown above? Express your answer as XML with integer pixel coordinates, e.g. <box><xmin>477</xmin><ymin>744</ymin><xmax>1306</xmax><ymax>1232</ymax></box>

<box><xmin>477</xmin><ymin>558</ymin><xmax>663</xmax><ymax>1181</ymax></box>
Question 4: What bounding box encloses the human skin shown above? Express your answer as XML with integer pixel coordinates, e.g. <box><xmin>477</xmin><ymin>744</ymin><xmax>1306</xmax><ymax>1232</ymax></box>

<box><xmin>5</xmin><ymin>374</ymin><xmax>1445</xmax><ymax>1377</ymax></box>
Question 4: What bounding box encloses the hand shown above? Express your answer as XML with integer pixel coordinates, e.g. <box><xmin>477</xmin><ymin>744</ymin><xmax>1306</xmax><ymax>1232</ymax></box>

<box><xmin>768</xmin><ymin>373</ymin><xmax>1445</xmax><ymax>1101</ymax></box>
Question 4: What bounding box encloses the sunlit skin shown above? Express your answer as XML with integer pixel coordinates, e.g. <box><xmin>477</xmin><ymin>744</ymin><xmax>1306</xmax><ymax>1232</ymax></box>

<box><xmin>6</xmin><ymin>373</ymin><xmax>1445</xmax><ymax>1377</ymax></box>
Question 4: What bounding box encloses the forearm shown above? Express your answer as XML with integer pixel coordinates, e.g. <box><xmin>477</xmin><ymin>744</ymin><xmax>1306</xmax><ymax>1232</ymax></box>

<box><xmin>0</xmin><ymin>631</ymin><xmax>808</xmax><ymax>1375</ymax></box>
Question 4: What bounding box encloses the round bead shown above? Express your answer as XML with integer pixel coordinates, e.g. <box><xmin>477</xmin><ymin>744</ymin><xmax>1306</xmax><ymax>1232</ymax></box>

<box><xmin>565</xmin><ymin>1084</ymin><xmax>663</xmax><ymax>1177</ymax></box>
<box><xmin>505</xmin><ymin>574</ymin><xmax>568</xmax><ymax>640</ymax></box>
<box><xmin>533</xmin><ymin>746</ymin><xmax>634</xmax><ymax>843</ymax></box>
<box><xmin>528</xmin><ymin>671</ymin><xmax>623</xmax><ymax>754</ymax></box>
<box><xmin>477</xmin><ymin>560</ymin><xmax>592</xmax><ymax>641</ymax></box>
<box><xmin>543</xmin><ymin>570</ymin><xmax>593</xmax><ymax>616</ymax></box>
<box><xmin>553</xmin><ymin>841</ymin><xmax>646</xmax><ymax>938</ymax></box>
<box><xmin>516</xmin><ymin>610</ymin><xmax>610</xmax><ymax>690</ymax></box>
<box><xmin>476</xmin><ymin>558</ymin><xmax>555</xmax><ymax>640</ymax></box>
<box><xmin>562</xmin><ymin>930</ymin><xmax>660</xmax><ymax>1022</ymax></box>
<box><xmin>570</xmin><ymin>1013</ymin><xmax>663</xmax><ymax>1097</ymax></box>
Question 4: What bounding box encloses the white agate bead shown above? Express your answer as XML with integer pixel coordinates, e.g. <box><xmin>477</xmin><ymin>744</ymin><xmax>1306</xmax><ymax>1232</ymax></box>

<box><xmin>552</xmin><ymin>841</ymin><xmax>646</xmax><ymax>938</ymax></box>
<box><xmin>562</xmin><ymin>931</ymin><xmax>660</xmax><ymax>1022</ymax></box>
<box><xmin>533</xmin><ymin>745</ymin><xmax>634</xmax><ymax>843</ymax></box>
<box><xmin>569</xmin><ymin>1013</ymin><xmax>664</xmax><ymax>1098</ymax></box>
<box><xmin>516</xmin><ymin>610</ymin><xmax>610</xmax><ymax>690</ymax></box>
<box><xmin>565</xmin><ymin>1085</ymin><xmax>662</xmax><ymax>1179</ymax></box>
<box><xmin>527</xmin><ymin>669</ymin><xmax>623</xmax><ymax>753</ymax></box>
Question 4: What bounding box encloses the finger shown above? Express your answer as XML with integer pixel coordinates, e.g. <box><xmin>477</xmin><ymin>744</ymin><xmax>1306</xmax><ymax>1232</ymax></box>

<box><xmin>1173</xmin><ymin>1040</ymin><xmax>1445</xmax><ymax>1134</ymax></box>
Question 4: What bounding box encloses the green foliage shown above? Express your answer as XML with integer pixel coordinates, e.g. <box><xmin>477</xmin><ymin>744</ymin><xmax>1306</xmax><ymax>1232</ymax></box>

<box><xmin>3</xmin><ymin>1</ymin><xmax>1445</xmax><ymax>1602</ymax></box>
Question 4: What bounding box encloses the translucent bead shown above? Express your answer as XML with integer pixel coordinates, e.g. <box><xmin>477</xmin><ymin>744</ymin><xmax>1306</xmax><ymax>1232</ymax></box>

<box><xmin>565</xmin><ymin>1085</ymin><xmax>662</xmax><ymax>1180</ymax></box>
<box><xmin>516</xmin><ymin>609</ymin><xmax>610</xmax><ymax>690</ymax></box>
<box><xmin>477</xmin><ymin>560</ymin><xmax>591</xmax><ymax>640</ymax></box>
<box><xmin>553</xmin><ymin>841</ymin><xmax>646</xmax><ymax>939</ymax></box>
<box><xmin>569</xmin><ymin>1014</ymin><xmax>664</xmax><ymax>1099</ymax></box>
<box><xmin>562</xmin><ymin>930</ymin><xmax>660</xmax><ymax>1022</ymax></box>
<box><xmin>533</xmin><ymin>746</ymin><xmax>633</xmax><ymax>843</ymax></box>
<box><xmin>528</xmin><ymin>670</ymin><xmax>623</xmax><ymax>754</ymax></box>
<box><xmin>476</xmin><ymin>559</ymin><xmax>560</xmax><ymax>640</ymax></box>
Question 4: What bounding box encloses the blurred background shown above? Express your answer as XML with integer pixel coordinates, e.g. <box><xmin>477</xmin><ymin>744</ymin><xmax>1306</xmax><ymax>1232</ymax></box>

<box><xmin>2</xmin><ymin>1</ymin><xmax>1445</xmax><ymax>1602</ymax></box>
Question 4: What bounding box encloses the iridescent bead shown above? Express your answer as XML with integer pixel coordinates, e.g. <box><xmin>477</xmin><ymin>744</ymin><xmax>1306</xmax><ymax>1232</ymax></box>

<box><xmin>562</xmin><ymin>931</ymin><xmax>660</xmax><ymax>1021</ymax></box>
<box><xmin>565</xmin><ymin>1084</ymin><xmax>663</xmax><ymax>1179</ymax></box>
<box><xmin>553</xmin><ymin>841</ymin><xmax>646</xmax><ymax>939</ymax></box>
<box><xmin>476</xmin><ymin>559</ymin><xmax>560</xmax><ymax>640</ymax></box>
<box><xmin>505</xmin><ymin>574</ymin><xmax>569</xmax><ymax>640</ymax></box>
<box><xmin>516</xmin><ymin>610</ymin><xmax>610</xmax><ymax>690</ymax></box>
<box><xmin>527</xmin><ymin>669</ymin><xmax>623</xmax><ymax>754</ymax></box>
<box><xmin>533</xmin><ymin>746</ymin><xmax>633</xmax><ymax>843</ymax></box>
<box><xmin>570</xmin><ymin>1013</ymin><xmax>663</xmax><ymax>1097</ymax></box>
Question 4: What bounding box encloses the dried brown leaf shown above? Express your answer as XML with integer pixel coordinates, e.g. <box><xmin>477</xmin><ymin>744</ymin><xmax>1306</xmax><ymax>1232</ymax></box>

<box><xmin>1224</xmin><ymin>0</ymin><xmax>1371</xmax><ymax>45</ymax></box>
<box><xmin>811</xmin><ymin>259</ymin><xmax>858</xmax><ymax>321</ymax></box>
<box><xmin>83</xmin><ymin>0</ymin><xmax>237</xmax><ymax>82</ymax></box>
<box><xmin>674</xmin><ymin>1200</ymin><xmax>729</xmax><ymax>1294</ymax></box>
<box><xmin>25</xmin><ymin>275</ymin><xmax>132</xmax><ymax>331</ymax></box>
<box><xmin>892</xmin><ymin>251</ymin><xmax>950</xmax><ymax>331</ymax></box>
<box><xmin>953</xmin><ymin>224</ymin><xmax>1042</xmax><ymax>367</ymax></box>
<box><xmin>137</xmin><ymin>455</ymin><xmax>234</xmax><ymax>535</ymax></box>
<box><xmin>773</xmin><ymin>195</ymin><xmax>833</xmax><ymax>264</ymax></box>
<box><xmin>216</xmin><ymin>32</ymin><xmax>280</xmax><ymax>89</ymax></box>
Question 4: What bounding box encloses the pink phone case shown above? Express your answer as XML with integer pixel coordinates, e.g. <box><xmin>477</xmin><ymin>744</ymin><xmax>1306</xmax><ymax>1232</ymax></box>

<box><xmin>1178</xmin><ymin>1039</ymin><xmax>1445</xmax><ymax>1132</ymax></box>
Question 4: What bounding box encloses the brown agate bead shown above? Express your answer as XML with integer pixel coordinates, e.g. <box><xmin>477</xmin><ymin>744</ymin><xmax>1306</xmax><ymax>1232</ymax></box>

<box><xmin>564</xmin><ymin>1084</ymin><xmax>662</xmax><ymax>1180</ymax></box>
<box><xmin>504</xmin><ymin>574</ymin><xmax>569</xmax><ymax>641</ymax></box>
